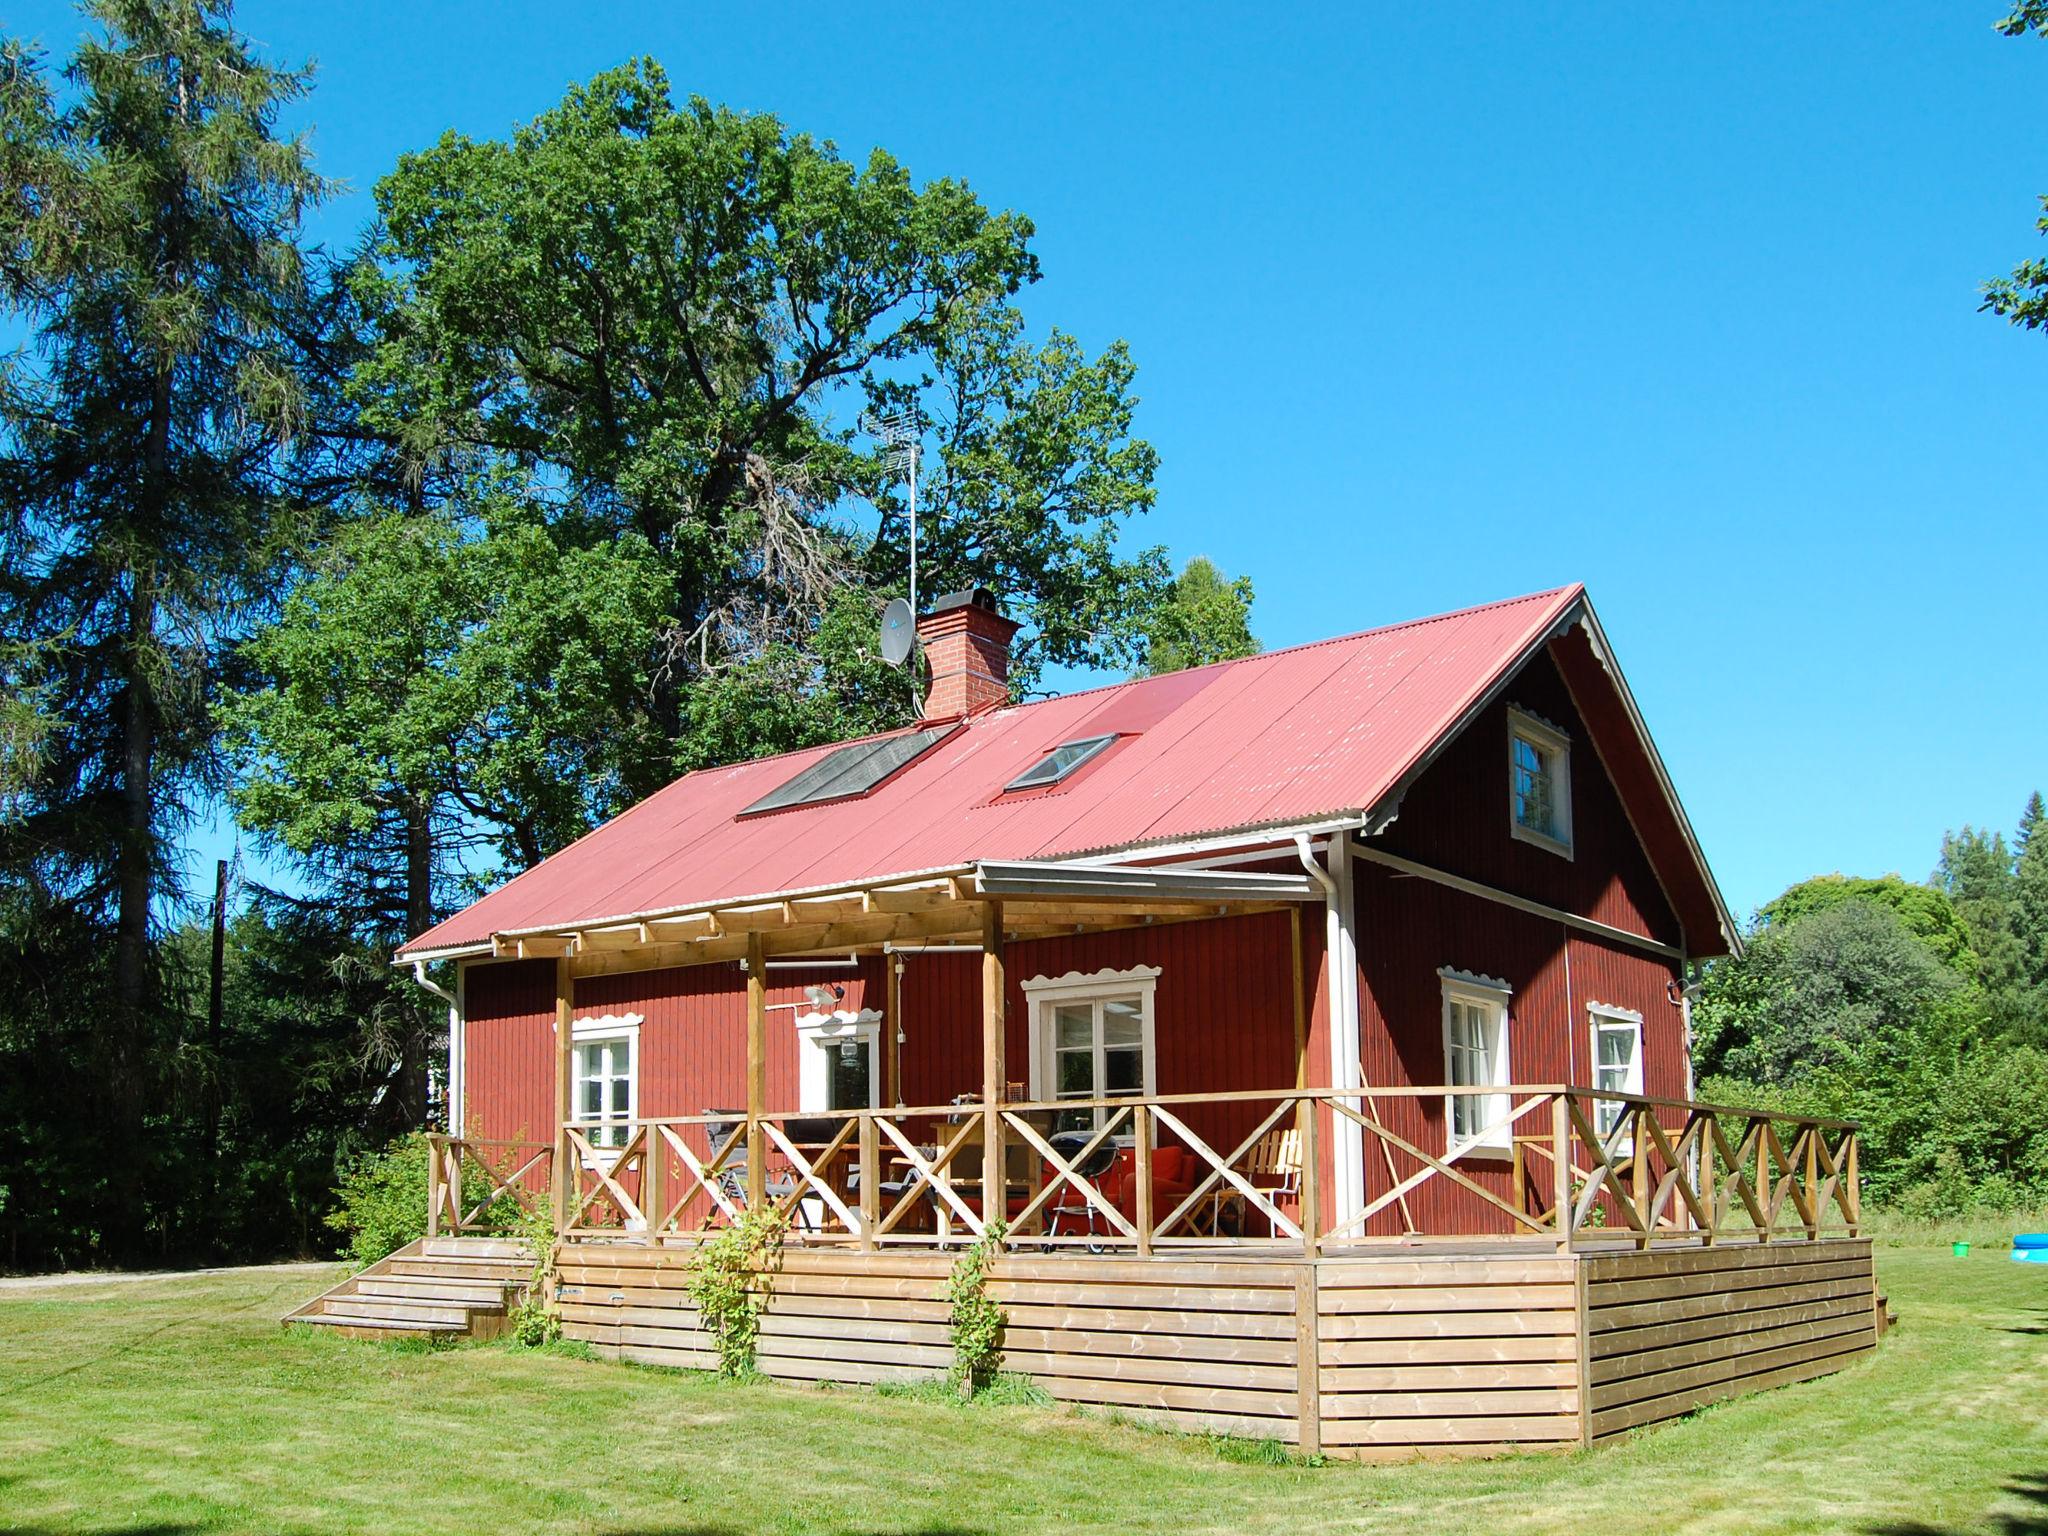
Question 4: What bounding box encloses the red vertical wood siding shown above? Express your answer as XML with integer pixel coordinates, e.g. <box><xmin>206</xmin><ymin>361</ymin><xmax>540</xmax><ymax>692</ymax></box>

<box><xmin>1348</xmin><ymin>863</ymin><xmax>1682</xmax><ymax>1235</ymax></box>
<box><xmin>578</xmin><ymin>957</ymin><xmax>886</xmax><ymax>1118</ymax></box>
<box><xmin>461</xmin><ymin>958</ymin><xmax>556</xmax><ymax>1146</ymax></box>
<box><xmin>1341</xmin><ymin>642</ymin><xmax>1688</xmax><ymax>1234</ymax></box>
<box><xmin>1372</xmin><ymin>646</ymin><xmax>1682</xmax><ymax>949</ymax></box>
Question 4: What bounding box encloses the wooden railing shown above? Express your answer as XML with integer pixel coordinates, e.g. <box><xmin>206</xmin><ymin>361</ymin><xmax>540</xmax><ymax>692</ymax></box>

<box><xmin>540</xmin><ymin>1086</ymin><xmax>1859</xmax><ymax>1253</ymax></box>
<box><xmin>424</xmin><ymin>1134</ymin><xmax>554</xmax><ymax>1236</ymax></box>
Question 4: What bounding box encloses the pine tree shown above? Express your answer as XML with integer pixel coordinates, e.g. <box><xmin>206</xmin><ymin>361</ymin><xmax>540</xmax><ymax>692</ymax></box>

<box><xmin>2014</xmin><ymin>793</ymin><xmax>2048</xmax><ymax>992</ymax></box>
<box><xmin>0</xmin><ymin>0</ymin><xmax>328</xmax><ymax>1251</ymax></box>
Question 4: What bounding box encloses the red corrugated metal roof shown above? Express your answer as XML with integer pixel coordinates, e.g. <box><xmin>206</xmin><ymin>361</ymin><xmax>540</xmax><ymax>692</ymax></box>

<box><xmin>401</xmin><ymin>584</ymin><xmax>1663</xmax><ymax>956</ymax></box>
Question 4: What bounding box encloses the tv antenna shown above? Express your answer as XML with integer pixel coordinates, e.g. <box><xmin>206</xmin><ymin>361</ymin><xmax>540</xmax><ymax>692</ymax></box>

<box><xmin>860</xmin><ymin>408</ymin><xmax>922</xmax><ymax>620</ymax></box>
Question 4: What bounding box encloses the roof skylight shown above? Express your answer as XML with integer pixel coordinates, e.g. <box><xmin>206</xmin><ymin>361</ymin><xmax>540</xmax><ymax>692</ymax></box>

<box><xmin>1003</xmin><ymin>733</ymin><xmax>1118</xmax><ymax>793</ymax></box>
<box><xmin>740</xmin><ymin>726</ymin><xmax>955</xmax><ymax>817</ymax></box>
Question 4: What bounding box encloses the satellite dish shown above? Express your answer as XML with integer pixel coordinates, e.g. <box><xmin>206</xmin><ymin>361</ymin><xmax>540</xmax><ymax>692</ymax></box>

<box><xmin>879</xmin><ymin>598</ymin><xmax>915</xmax><ymax>666</ymax></box>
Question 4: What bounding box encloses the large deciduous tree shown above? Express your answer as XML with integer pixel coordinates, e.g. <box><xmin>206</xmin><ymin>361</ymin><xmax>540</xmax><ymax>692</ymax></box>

<box><xmin>348</xmin><ymin>61</ymin><xmax>1171</xmax><ymax>799</ymax></box>
<box><xmin>0</xmin><ymin>0</ymin><xmax>327</xmax><ymax>1252</ymax></box>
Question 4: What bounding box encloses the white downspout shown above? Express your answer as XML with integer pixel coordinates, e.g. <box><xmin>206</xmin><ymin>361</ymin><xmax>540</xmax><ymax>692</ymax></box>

<box><xmin>1296</xmin><ymin>833</ymin><xmax>1365</xmax><ymax>1233</ymax></box>
<box><xmin>413</xmin><ymin>960</ymin><xmax>462</xmax><ymax>1136</ymax></box>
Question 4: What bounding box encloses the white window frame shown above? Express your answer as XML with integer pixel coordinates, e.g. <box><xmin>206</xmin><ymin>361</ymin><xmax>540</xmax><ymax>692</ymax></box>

<box><xmin>1507</xmin><ymin>706</ymin><xmax>1573</xmax><ymax>858</ymax></box>
<box><xmin>570</xmin><ymin>1013</ymin><xmax>642</xmax><ymax>1164</ymax></box>
<box><xmin>1439</xmin><ymin>969</ymin><xmax>1513</xmax><ymax>1156</ymax></box>
<box><xmin>795</xmin><ymin>1008</ymin><xmax>883</xmax><ymax>1113</ymax></box>
<box><xmin>1588</xmin><ymin>1002</ymin><xmax>1645</xmax><ymax>1144</ymax></box>
<box><xmin>1022</xmin><ymin>966</ymin><xmax>1161</xmax><ymax>1133</ymax></box>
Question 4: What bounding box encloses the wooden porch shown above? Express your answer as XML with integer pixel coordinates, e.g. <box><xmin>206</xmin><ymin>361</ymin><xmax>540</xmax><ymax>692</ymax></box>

<box><xmin>545</xmin><ymin>1234</ymin><xmax>1877</xmax><ymax>1458</ymax></box>
<box><xmin>407</xmin><ymin>1082</ymin><xmax>1877</xmax><ymax>1459</ymax></box>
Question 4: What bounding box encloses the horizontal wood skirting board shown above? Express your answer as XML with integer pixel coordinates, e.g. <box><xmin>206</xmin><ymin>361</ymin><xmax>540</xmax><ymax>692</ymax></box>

<box><xmin>550</xmin><ymin>1233</ymin><xmax>1880</xmax><ymax>1461</ymax></box>
<box><xmin>1024</xmin><ymin>1373</ymin><xmax>1296</xmax><ymax>1419</ymax></box>
<box><xmin>1577</xmin><ymin>1238</ymin><xmax>1871</xmax><ymax>1284</ymax></box>
<box><xmin>1315</xmin><ymin>1282</ymin><xmax>1578</xmax><ymax>1316</ymax></box>
<box><xmin>1320</xmin><ymin>1308</ymin><xmax>1579</xmax><ymax>1342</ymax></box>
<box><xmin>1589</xmin><ymin>1337</ymin><xmax>1875</xmax><ymax>1438</ymax></box>
<box><xmin>1320</xmin><ymin>1413</ymin><xmax>1583</xmax><ymax>1448</ymax></box>
<box><xmin>1590</xmin><ymin>1289</ymin><xmax>1877</xmax><ymax>1357</ymax></box>
<box><xmin>1589</xmin><ymin>1313</ymin><xmax>1878</xmax><ymax>1391</ymax></box>
<box><xmin>1316</xmin><ymin>1258</ymin><xmax>1577</xmax><ymax>1288</ymax></box>
<box><xmin>1320</xmin><ymin>1387</ymin><xmax>1579</xmax><ymax>1421</ymax></box>
<box><xmin>1321</xmin><ymin>1333</ymin><xmax>1580</xmax><ymax>1366</ymax></box>
<box><xmin>1000</xmin><ymin>1350</ymin><xmax>1297</xmax><ymax>1393</ymax></box>
<box><xmin>1321</xmin><ymin>1360</ymin><xmax>1578</xmax><ymax>1392</ymax></box>
<box><xmin>1585</xmin><ymin>1258</ymin><xmax>1872</xmax><ymax>1310</ymax></box>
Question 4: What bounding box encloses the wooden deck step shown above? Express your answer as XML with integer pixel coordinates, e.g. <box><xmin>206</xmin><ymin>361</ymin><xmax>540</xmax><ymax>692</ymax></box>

<box><xmin>318</xmin><ymin>1296</ymin><xmax>482</xmax><ymax>1327</ymax></box>
<box><xmin>283</xmin><ymin>1237</ymin><xmax>536</xmax><ymax>1342</ymax></box>
<box><xmin>297</xmin><ymin>1310</ymin><xmax>468</xmax><ymax>1337</ymax></box>
<box><xmin>384</xmin><ymin>1257</ymin><xmax>531</xmax><ymax>1282</ymax></box>
<box><xmin>421</xmin><ymin>1238</ymin><xmax>531</xmax><ymax>1261</ymax></box>
<box><xmin>356</xmin><ymin>1275</ymin><xmax>514</xmax><ymax>1305</ymax></box>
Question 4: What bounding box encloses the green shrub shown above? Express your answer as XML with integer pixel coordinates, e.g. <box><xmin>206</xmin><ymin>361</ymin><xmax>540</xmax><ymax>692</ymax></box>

<box><xmin>324</xmin><ymin>1132</ymin><xmax>515</xmax><ymax>1269</ymax></box>
<box><xmin>687</xmin><ymin>1208</ymin><xmax>787</xmax><ymax>1378</ymax></box>
<box><xmin>504</xmin><ymin>1198</ymin><xmax>561</xmax><ymax>1346</ymax></box>
<box><xmin>944</xmin><ymin>1220</ymin><xmax>1007</xmax><ymax>1396</ymax></box>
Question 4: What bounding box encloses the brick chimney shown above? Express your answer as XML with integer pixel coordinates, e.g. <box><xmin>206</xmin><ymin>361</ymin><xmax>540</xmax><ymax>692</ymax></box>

<box><xmin>917</xmin><ymin>588</ymin><xmax>1020</xmax><ymax>720</ymax></box>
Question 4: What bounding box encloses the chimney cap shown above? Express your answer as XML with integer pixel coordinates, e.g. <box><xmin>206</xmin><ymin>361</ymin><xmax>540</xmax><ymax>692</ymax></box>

<box><xmin>924</xmin><ymin>587</ymin><xmax>1001</xmax><ymax>618</ymax></box>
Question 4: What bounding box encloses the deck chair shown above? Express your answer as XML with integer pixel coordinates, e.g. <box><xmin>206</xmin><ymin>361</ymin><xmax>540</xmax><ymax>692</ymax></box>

<box><xmin>703</xmin><ymin>1110</ymin><xmax>807</xmax><ymax>1228</ymax></box>
<box><xmin>1200</xmin><ymin>1126</ymin><xmax>1302</xmax><ymax>1237</ymax></box>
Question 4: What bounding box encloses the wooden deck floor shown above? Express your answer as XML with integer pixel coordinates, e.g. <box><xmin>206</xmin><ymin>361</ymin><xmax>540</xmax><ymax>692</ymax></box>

<box><xmin>549</xmin><ymin>1235</ymin><xmax>1878</xmax><ymax>1459</ymax></box>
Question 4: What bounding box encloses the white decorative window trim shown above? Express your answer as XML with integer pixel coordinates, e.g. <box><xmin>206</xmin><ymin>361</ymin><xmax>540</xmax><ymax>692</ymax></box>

<box><xmin>1440</xmin><ymin>970</ymin><xmax>1513</xmax><ymax>1157</ymax></box>
<box><xmin>1022</xmin><ymin>966</ymin><xmax>1161</xmax><ymax>1125</ymax></box>
<box><xmin>1436</xmin><ymin>966</ymin><xmax>1511</xmax><ymax>995</ymax></box>
<box><xmin>795</xmin><ymin>1008</ymin><xmax>883</xmax><ymax>1112</ymax></box>
<box><xmin>571</xmin><ymin>1012</ymin><xmax>644</xmax><ymax>1041</ymax></box>
<box><xmin>1587</xmin><ymin>1001</ymin><xmax>1644</xmax><ymax>1024</ymax></box>
<box><xmin>1507</xmin><ymin>705</ymin><xmax>1574</xmax><ymax>859</ymax></box>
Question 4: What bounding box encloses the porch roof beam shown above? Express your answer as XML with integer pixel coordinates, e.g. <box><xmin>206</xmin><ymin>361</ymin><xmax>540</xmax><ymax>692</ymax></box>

<box><xmin>971</xmin><ymin>859</ymin><xmax>1322</xmax><ymax>906</ymax></box>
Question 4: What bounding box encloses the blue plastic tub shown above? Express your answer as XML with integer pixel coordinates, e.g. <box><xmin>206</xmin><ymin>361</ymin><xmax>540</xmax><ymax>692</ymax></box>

<box><xmin>2013</xmin><ymin>1248</ymin><xmax>2048</xmax><ymax>1263</ymax></box>
<box><xmin>2014</xmin><ymin>1232</ymin><xmax>2048</xmax><ymax>1250</ymax></box>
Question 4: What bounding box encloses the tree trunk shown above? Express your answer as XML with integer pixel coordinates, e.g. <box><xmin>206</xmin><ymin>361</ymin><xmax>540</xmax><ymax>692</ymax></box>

<box><xmin>396</xmin><ymin>796</ymin><xmax>435</xmax><ymax>1129</ymax></box>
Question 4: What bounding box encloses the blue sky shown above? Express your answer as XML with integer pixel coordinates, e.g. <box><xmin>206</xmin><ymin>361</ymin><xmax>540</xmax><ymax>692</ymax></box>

<box><xmin>14</xmin><ymin>1</ymin><xmax>2043</xmax><ymax>923</ymax></box>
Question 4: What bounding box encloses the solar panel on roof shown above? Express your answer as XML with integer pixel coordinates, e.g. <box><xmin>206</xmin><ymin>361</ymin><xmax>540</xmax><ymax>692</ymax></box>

<box><xmin>739</xmin><ymin>725</ymin><xmax>955</xmax><ymax>817</ymax></box>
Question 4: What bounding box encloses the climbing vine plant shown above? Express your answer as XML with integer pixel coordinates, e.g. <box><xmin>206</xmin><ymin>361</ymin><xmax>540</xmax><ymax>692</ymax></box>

<box><xmin>944</xmin><ymin>1220</ymin><xmax>1008</xmax><ymax>1395</ymax></box>
<box><xmin>687</xmin><ymin>1208</ymin><xmax>788</xmax><ymax>1377</ymax></box>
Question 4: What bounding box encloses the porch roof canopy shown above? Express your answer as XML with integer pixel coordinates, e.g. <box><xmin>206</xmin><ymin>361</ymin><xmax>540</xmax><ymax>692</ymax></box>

<box><xmin>478</xmin><ymin>859</ymin><xmax>1322</xmax><ymax>978</ymax></box>
<box><xmin>401</xmin><ymin>584</ymin><xmax>1738</xmax><ymax>966</ymax></box>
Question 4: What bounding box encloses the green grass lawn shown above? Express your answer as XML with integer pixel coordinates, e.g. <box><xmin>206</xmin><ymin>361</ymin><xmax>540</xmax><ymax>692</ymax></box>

<box><xmin>1</xmin><ymin>1246</ymin><xmax>2045</xmax><ymax>1536</ymax></box>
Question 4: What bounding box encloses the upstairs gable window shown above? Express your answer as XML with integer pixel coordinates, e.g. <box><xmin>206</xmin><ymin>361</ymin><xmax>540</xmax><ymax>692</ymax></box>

<box><xmin>1507</xmin><ymin>707</ymin><xmax>1573</xmax><ymax>857</ymax></box>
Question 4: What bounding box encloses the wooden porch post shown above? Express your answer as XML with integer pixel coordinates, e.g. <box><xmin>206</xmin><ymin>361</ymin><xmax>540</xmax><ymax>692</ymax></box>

<box><xmin>982</xmin><ymin>900</ymin><xmax>1006</xmax><ymax>1243</ymax></box>
<box><xmin>1289</xmin><ymin>905</ymin><xmax>1312</xmax><ymax>1251</ymax></box>
<box><xmin>1552</xmin><ymin>1092</ymin><xmax>1573</xmax><ymax>1255</ymax></box>
<box><xmin>746</xmin><ymin>932</ymin><xmax>767</xmax><ymax>1213</ymax></box>
<box><xmin>552</xmin><ymin>958</ymin><xmax>574</xmax><ymax>1230</ymax></box>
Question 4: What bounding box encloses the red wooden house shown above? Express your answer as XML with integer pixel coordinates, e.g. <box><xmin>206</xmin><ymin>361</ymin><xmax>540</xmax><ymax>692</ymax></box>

<box><xmin>292</xmin><ymin>584</ymin><xmax>1874</xmax><ymax>1459</ymax></box>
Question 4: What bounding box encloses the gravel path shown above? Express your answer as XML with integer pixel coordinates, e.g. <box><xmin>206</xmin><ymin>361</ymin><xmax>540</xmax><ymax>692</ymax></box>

<box><xmin>0</xmin><ymin>1259</ymin><xmax>341</xmax><ymax>1292</ymax></box>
